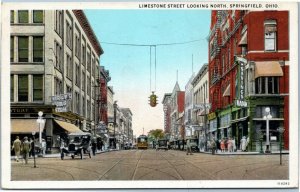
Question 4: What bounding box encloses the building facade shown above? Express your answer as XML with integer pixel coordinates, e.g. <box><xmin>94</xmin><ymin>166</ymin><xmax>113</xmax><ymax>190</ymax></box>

<box><xmin>191</xmin><ymin>64</ymin><xmax>209</xmax><ymax>151</ymax></box>
<box><xmin>208</xmin><ymin>10</ymin><xmax>289</xmax><ymax>151</ymax></box>
<box><xmin>10</xmin><ymin>10</ymin><xmax>103</xmax><ymax>151</ymax></box>
<box><xmin>162</xmin><ymin>93</ymin><xmax>172</xmax><ymax>137</ymax></box>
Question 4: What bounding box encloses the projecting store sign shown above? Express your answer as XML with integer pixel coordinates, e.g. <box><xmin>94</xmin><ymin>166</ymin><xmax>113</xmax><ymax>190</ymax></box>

<box><xmin>51</xmin><ymin>93</ymin><xmax>72</xmax><ymax>112</ymax></box>
<box><xmin>235</xmin><ymin>56</ymin><xmax>248</xmax><ymax>108</ymax></box>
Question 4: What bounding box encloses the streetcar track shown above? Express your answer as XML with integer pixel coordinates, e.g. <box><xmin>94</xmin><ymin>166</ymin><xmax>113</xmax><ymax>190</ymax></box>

<box><xmin>131</xmin><ymin>149</ymin><xmax>144</xmax><ymax>180</ymax></box>
<box><xmin>158</xmin><ymin>151</ymin><xmax>184</xmax><ymax>180</ymax></box>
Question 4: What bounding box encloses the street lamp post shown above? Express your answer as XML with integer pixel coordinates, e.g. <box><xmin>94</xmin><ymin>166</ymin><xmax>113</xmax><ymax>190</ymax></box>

<box><xmin>277</xmin><ymin>127</ymin><xmax>285</xmax><ymax>165</ymax></box>
<box><xmin>32</xmin><ymin>131</ymin><xmax>36</xmax><ymax>168</ymax></box>
<box><xmin>259</xmin><ymin>130</ymin><xmax>264</xmax><ymax>153</ymax></box>
<box><xmin>263</xmin><ymin>107</ymin><xmax>272</xmax><ymax>153</ymax></box>
<box><xmin>36</xmin><ymin>111</ymin><xmax>45</xmax><ymax>156</ymax></box>
<box><xmin>113</xmin><ymin>101</ymin><xmax>117</xmax><ymax>149</ymax></box>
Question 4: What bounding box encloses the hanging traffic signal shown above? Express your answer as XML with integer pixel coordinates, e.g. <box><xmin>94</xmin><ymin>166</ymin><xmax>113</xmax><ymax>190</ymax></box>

<box><xmin>149</xmin><ymin>92</ymin><xmax>158</xmax><ymax>107</ymax></box>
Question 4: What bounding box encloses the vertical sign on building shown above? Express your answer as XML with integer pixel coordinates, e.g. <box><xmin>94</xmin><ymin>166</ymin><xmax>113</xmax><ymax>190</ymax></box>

<box><xmin>235</xmin><ymin>56</ymin><xmax>248</xmax><ymax>107</ymax></box>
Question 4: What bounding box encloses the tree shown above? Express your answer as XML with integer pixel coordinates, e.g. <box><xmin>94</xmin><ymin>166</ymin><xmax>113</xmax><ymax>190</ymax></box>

<box><xmin>148</xmin><ymin>129</ymin><xmax>164</xmax><ymax>141</ymax></box>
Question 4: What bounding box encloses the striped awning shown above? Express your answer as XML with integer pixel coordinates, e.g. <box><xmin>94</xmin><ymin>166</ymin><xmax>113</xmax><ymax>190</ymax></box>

<box><xmin>11</xmin><ymin>119</ymin><xmax>45</xmax><ymax>134</ymax></box>
<box><xmin>254</xmin><ymin>61</ymin><xmax>283</xmax><ymax>79</ymax></box>
<box><xmin>54</xmin><ymin>120</ymin><xmax>83</xmax><ymax>133</ymax></box>
<box><xmin>223</xmin><ymin>84</ymin><xmax>230</xmax><ymax>97</ymax></box>
<box><xmin>238</xmin><ymin>31</ymin><xmax>247</xmax><ymax>46</ymax></box>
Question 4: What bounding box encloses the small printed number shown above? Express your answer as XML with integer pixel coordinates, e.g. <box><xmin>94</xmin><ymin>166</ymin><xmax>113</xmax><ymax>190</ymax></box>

<box><xmin>277</xmin><ymin>182</ymin><xmax>289</xmax><ymax>185</ymax></box>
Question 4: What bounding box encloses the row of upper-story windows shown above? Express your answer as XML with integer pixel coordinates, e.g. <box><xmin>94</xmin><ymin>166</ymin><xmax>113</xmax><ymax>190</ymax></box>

<box><xmin>11</xmin><ymin>74</ymin><xmax>43</xmax><ymax>102</ymax></box>
<box><xmin>11</xmin><ymin>36</ymin><xmax>44</xmax><ymax>63</ymax></box>
<box><xmin>11</xmin><ymin>10</ymin><xmax>43</xmax><ymax>24</ymax></box>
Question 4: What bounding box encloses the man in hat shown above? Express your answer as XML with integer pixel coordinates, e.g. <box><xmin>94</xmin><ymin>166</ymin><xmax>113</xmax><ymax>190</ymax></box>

<box><xmin>22</xmin><ymin>137</ymin><xmax>31</xmax><ymax>164</ymax></box>
<box><xmin>12</xmin><ymin>136</ymin><xmax>22</xmax><ymax>162</ymax></box>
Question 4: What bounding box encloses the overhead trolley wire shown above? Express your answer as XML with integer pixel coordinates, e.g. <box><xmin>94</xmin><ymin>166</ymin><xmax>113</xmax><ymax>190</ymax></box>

<box><xmin>101</xmin><ymin>39</ymin><xmax>205</xmax><ymax>47</ymax></box>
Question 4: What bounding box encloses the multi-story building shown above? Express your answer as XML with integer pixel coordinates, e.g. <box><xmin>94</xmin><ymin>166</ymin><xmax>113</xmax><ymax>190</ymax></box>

<box><xmin>10</xmin><ymin>10</ymin><xmax>103</xmax><ymax>151</ymax></box>
<box><xmin>208</xmin><ymin>10</ymin><xmax>289</xmax><ymax>151</ymax></box>
<box><xmin>184</xmin><ymin>74</ymin><xmax>197</xmax><ymax>138</ymax></box>
<box><xmin>169</xmin><ymin>82</ymin><xmax>185</xmax><ymax>145</ymax></box>
<box><xmin>97</xmin><ymin>66</ymin><xmax>111</xmax><ymax>125</ymax></box>
<box><xmin>120</xmin><ymin>108</ymin><xmax>133</xmax><ymax>145</ymax></box>
<box><xmin>191</xmin><ymin>64</ymin><xmax>209</xmax><ymax>150</ymax></box>
<box><xmin>107</xmin><ymin>86</ymin><xmax>114</xmax><ymax>137</ymax></box>
<box><xmin>162</xmin><ymin>93</ymin><xmax>172</xmax><ymax>137</ymax></box>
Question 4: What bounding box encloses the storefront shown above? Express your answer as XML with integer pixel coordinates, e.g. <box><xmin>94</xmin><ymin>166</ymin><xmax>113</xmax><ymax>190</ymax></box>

<box><xmin>217</xmin><ymin>107</ymin><xmax>231</xmax><ymax>140</ymax></box>
<box><xmin>208</xmin><ymin>112</ymin><xmax>217</xmax><ymax>141</ymax></box>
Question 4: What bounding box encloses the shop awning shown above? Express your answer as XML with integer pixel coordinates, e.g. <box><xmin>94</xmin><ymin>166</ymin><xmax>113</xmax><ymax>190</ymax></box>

<box><xmin>54</xmin><ymin>120</ymin><xmax>83</xmax><ymax>133</ymax></box>
<box><xmin>218</xmin><ymin>125</ymin><xmax>230</xmax><ymax>130</ymax></box>
<box><xmin>11</xmin><ymin>119</ymin><xmax>45</xmax><ymax>134</ymax></box>
<box><xmin>238</xmin><ymin>31</ymin><xmax>247</xmax><ymax>46</ymax></box>
<box><xmin>231</xmin><ymin>116</ymin><xmax>249</xmax><ymax>123</ymax></box>
<box><xmin>255</xmin><ymin>61</ymin><xmax>283</xmax><ymax>79</ymax></box>
<box><xmin>222</xmin><ymin>84</ymin><xmax>230</xmax><ymax>97</ymax></box>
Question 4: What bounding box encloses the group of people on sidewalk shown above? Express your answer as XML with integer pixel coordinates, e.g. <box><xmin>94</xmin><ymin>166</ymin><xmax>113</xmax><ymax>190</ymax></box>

<box><xmin>12</xmin><ymin>136</ymin><xmax>47</xmax><ymax>164</ymax></box>
<box><xmin>206</xmin><ymin>136</ymin><xmax>249</xmax><ymax>155</ymax></box>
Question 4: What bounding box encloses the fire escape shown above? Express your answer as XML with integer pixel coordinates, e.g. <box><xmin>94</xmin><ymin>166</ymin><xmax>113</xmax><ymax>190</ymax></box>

<box><xmin>96</xmin><ymin>67</ymin><xmax>110</xmax><ymax>125</ymax></box>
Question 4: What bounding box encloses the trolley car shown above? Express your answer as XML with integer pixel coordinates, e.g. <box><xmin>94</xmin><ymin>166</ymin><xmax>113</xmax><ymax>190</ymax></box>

<box><xmin>137</xmin><ymin>135</ymin><xmax>148</xmax><ymax>149</ymax></box>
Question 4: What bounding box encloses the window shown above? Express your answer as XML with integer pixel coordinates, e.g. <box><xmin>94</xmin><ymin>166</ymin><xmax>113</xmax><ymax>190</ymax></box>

<box><xmin>92</xmin><ymin>103</ymin><xmax>95</xmax><ymax>121</ymax></box>
<box><xmin>255</xmin><ymin>77</ymin><xmax>279</xmax><ymax>94</ymax></box>
<box><xmin>92</xmin><ymin>55</ymin><xmax>95</xmax><ymax>77</ymax></box>
<box><xmin>222</xmin><ymin>54</ymin><xmax>225</xmax><ymax>74</ymax></box>
<box><xmin>18</xmin><ymin>75</ymin><xmax>28</xmax><ymax>101</ymax></box>
<box><xmin>18</xmin><ymin>37</ymin><xmax>29</xmax><ymax>62</ymax></box>
<box><xmin>18</xmin><ymin>11</ymin><xmax>28</xmax><ymax>23</ymax></box>
<box><xmin>66</xmin><ymin>54</ymin><xmax>72</xmax><ymax>79</ymax></box>
<box><xmin>228</xmin><ymin>48</ymin><xmax>231</xmax><ymax>69</ymax></box>
<box><xmin>11</xmin><ymin>75</ymin><xmax>14</xmax><ymax>101</ymax></box>
<box><xmin>10</xmin><ymin>11</ymin><xmax>14</xmax><ymax>23</ymax></box>
<box><xmin>55</xmin><ymin>11</ymin><xmax>63</xmax><ymax>36</ymax></box>
<box><xmin>33</xmin><ymin>75</ymin><xmax>43</xmax><ymax>101</ymax></box>
<box><xmin>55</xmin><ymin>42</ymin><xmax>62</xmax><ymax>71</ymax></box>
<box><xmin>54</xmin><ymin>77</ymin><xmax>63</xmax><ymax>95</ymax></box>
<box><xmin>92</xmin><ymin>80</ymin><xmax>95</xmax><ymax>99</ymax></box>
<box><xmin>87</xmin><ymin>101</ymin><xmax>91</xmax><ymax>119</ymax></box>
<box><xmin>255</xmin><ymin>106</ymin><xmax>279</xmax><ymax>118</ymax></box>
<box><xmin>82</xmin><ymin>96</ymin><xmax>85</xmax><ymax>116</ymax></box>
<box><xmin>264</xmin><ymin>20</ymin><xmax>277</xmax><ymax>51</ymax></box>
<box><xmin>82</xmin><ymin>43</ymin><xmax>86</xmax><ymax>66</ymax></box>
<box><xmin>33</xmin><ymin>10</ymin><xmax>43</xmax><ymax>23</ymax></box>
<box><xmin>66</xmin><ymin>86</ymin><xmax>72</xmax><ymax>111</ymax></box>
<box><xmin>82</xmin><ymin>70</ymin><xmax>85</xmax><ymax>91</ymax></box>
<box><xmin>66</xmin><ymin>21</ymin><xmax>72</xmax><ymax>48</ymax></box>
<box><xmin>75</xmin><ymin>64</ymin><xmax>80</xmax><ymax>86</ymax></box>
<box><xmin>33</xmin><ymin>36</ymin><xmax>43</xmax><ymax>62</ymax></box>
<box><xmin>87</xmin><ymin>76</ymin><xmax>90</xmax><ymax>96</ymax></box>
<box><xmin>87</xmin><ymin>49</ymin><xmax>91</xmax><ymax>72</ymax></box>
<box><xmin>75</xmin><ymin>34</ymin><xmax>80</xmax><ymax>58</ymax></box>
<box><xmin>11</xmin><ymin>37</ymin><xmax>14</xmax><ymax>62</ymax></box>
<box><xmin>75</xmin><ymin>92</ymin><xmax>80</xmax><ymax>114</ymax></box>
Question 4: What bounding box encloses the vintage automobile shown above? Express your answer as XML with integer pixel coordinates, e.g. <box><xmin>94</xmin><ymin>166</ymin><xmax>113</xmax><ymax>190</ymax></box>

<box><xmin>61</xmin><ymin>132</ymin><xmax>92</xmax><ymax>160</ymax></box>
<box><xmin>156</xmin><ymin>139</ymin><xmax>168</xmax><ymax>151</ymax></box>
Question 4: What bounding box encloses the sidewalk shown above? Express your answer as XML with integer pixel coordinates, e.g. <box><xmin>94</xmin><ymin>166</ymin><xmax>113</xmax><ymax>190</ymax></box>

<box><xmin>11</xmin><ymin>149</ymin><xmax>119</xmax><ymax>160</ymax></box>
<box><xmin>198</xmin><ymin>150</ymin><xmax>289</xmax><ymax>155</ymax></box>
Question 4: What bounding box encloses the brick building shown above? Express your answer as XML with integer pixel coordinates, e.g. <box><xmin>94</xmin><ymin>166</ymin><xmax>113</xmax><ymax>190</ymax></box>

<box><xmin>208</xmin><ymin>10</ymin><xmax>289</xmax><ymax>151</ymax></box>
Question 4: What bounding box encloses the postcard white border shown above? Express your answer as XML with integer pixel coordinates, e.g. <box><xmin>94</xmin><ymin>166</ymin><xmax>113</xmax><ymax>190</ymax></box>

<box><xmin>1</xmin><ymin>1</ymin><xmax>299</xmax><ymax>189</ymax></box>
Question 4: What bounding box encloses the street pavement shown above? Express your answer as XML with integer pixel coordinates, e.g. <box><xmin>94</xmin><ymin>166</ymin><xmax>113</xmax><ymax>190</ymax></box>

<box><xmin>11</xmin><ymin>149</ymin><xmax>289</xmax><ymax>180</ymax></box>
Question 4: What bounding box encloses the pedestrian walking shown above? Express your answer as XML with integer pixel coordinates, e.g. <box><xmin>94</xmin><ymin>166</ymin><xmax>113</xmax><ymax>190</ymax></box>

<box><xmin>91</xmin><ymin>138</ymin><xmax>97</xmax><ymax>156</ymax></box>
<box><xmin>21</xmin><ymin>137</ymin><xmax>31</xmax><ymax>164</ymax></box>
<box><xmin>240</xmin><ymin>136</ymin><xmax>248</xmax><ymax>151</ymax></box>
<box><xmin>227</xmin><ymin>137</ymin><xmax>233</xmax><ymax>152</ymax></box>
<box><xmin>216</xmin><ymin>139</ymin><xmax>220</xmax><ymax>153</ymax></box>
<box><xmin>41</xmin><ymin>139</ymin><xmax>46</xmax><ymax>156</ymax></box>
<box><xmin>232</xmin><ymin>137</ymin><xmax>237</xmax><ymax>152</ymax></box>
<box><xmin>186</xmin><ymin>139</ymin><xmax>193</xmax><ymax>155</ymax></box>
<box><xmin>29</xmin><ymin>138</ymin><xmax>35</xmax><ymax>158</ymax></box>
<box><xmin>211</xmin><ymin>139</ymin><xmax>216</xmax><ymax>155</ymax></box>
<box><xmin>220</xmin><ymin>139</ymin><xmax>225</xmax><ymax>152</ymax></box>
<box><xmin>12</xmin><ymin>136</ymin><xmax>22</xmax><ymax>162</ymax></box>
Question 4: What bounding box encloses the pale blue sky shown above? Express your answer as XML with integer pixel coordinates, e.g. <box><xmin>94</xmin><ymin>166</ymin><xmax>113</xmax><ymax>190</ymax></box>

<box><xmin>85</xmin><ymin>10</ymin><xmax>211</xmax><ymax>136</ymax></box>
